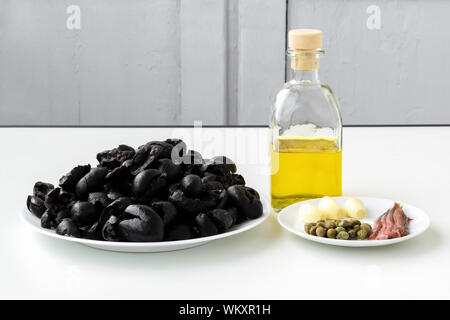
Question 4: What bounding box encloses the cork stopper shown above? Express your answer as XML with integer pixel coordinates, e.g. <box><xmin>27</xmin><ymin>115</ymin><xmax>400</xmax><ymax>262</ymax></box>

<box><xmin>288</xmin><ymin>29</ymin><xmax>322</xmax><ymax>50</ymax></box>
<box><xmin>288</xmin><ymin>29</ymin><xmax>323</xmax><ymax>71</ymax></box>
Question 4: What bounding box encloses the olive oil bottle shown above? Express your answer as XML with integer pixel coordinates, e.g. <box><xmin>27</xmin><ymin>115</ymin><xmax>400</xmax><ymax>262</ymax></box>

<box><xmin>270</xmin><ymin>29</ymin><xmax>342</xmax><ymax>211</ymax></box>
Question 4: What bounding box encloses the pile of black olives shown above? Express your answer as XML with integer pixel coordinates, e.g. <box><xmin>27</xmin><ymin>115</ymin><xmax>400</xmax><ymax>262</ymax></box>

<box><xmin>26</xmin><ymin>139</ymin><xmax>263</xmax><ymax>242</ymax></box>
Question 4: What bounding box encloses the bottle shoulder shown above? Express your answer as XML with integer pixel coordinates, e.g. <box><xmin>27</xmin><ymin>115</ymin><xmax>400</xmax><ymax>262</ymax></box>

<box><xmin>271</xmin><ymin>80</ymin><xmax>342</xmax><ymax>129</ymax></box>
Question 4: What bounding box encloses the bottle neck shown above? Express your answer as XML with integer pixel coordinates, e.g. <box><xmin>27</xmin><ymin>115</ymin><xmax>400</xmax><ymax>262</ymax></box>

<box><xmin>290</xmin><ymin>68</ymin><xmax>319</xmax><ymax>83</ymax></box>
<box><xmin>287</xmin><ymin>49</ymin><xmax>323</xmax><ymax>84</ymax></box>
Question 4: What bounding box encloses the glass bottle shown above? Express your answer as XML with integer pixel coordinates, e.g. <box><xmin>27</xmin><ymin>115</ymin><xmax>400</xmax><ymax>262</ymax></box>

<box><xmin>270</xmin><ymin>29</ymin><xmax>342</xmax><ymax>211</ymax></box>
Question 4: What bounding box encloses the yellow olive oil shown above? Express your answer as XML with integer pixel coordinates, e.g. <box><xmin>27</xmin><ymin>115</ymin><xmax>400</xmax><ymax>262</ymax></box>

<box><xmin>270</xmin><ymin>137</ymin><xmax>342</xmax><ymax>211</ymax></box>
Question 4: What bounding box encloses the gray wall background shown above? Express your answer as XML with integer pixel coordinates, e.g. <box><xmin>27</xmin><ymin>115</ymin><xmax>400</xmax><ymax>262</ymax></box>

<box><xmin>0</xmin><ymin>0</ymin><xmax>449</xmax><ymax>125</ymax></box>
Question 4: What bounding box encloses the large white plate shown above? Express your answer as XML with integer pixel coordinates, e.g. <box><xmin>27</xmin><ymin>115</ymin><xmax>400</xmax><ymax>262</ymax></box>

<box><xmin>22</xmin><ymin>197</ymin><xmax>270</xmax><ymax>253</ymax></box>
<box><xmin>277</xmin><ymin>196</ymin><xmax>430</xmax><ymax>247</ymax></box>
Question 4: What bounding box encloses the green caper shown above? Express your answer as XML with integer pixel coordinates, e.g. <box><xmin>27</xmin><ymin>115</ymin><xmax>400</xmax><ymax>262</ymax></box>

<box><xmin>338</xmin><ymin>220</ymin><xmax>352</xmax><ymax>228</ymax></box>
<box><xmin>316</xmin><ymin>222</ymin><xmax>326</xmax><ymax>228</ymax></box>
<box><xmin>309</xmin><ymin>226</ymin><xmax>318</xmax><ymax>236</ymax></box>
<box><xmin>304</xmin><ymin>223</ymin><xmax>314</xmax><ymax>234</ymax></box>
<box><xmin>348</xmin><ymin>229</ymin><xmax>357</xmax><ymax>239</ymax></box>
<box><xmin>360</xmin><ymin>223</ymin><xmax>372</xmax><ymax>232</ymax></box>
<box><xmin>335</xmin><ymin>226</ymin><xmax>345</xmax><ymax>233</ymax></box>
<box><xmin>316</xmin><ymin>220</ymin><xmax>325</xmax><ymax>224</ymax></box>
<box><xmin>336</xmin><ymin>231</ymin><xmax>349</xmax><ymax>240</ymax></box>
<box><xmin>324</xmin><ymin>220</ymin><xmax>336</xmax><ymax>229</ymax></box>
<box><xmin>316</xmin><ymin>226</ymin><xmax>327</xmax><ymax>237</ymax></box>
<box><xmin>353</xmin><ymin>225</ymin><xmax>361</xmax><ymax>232</ymax></box>
<box><xmin>357</xmin><ymin>229</ymin><xmax>369</xmax><ymax>240</ymax></box>
<box><xmin>326</xmin><ymin>228</ymin><xmax>337</xmax><ymax>239</ymax></box>
<box><xmin>350</xmin><ymin>219</ymin><xmax>361</xmax><ymax>227</ymax></box>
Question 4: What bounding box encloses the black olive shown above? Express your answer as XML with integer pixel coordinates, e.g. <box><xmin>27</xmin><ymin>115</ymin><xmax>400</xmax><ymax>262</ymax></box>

<box><xmin>158</xmin><ymin>158</ymin><xmax>182</xmax><ymax>181</ymax></box>
<box><xmin>200</xmin><ymin>156</ymin><xmax>236</xmax><ymax>175</ymax></box>
<box><xmin>27</xmin><ymin>195</ymin><xmax>46</xmax><ymax>218</ymax></box>
<box><xmin>165</xmin><ymin>138</ymin><xmax>186</xmax><ymax>158</ymax></box>
<box><xmin>99</xmin><ymin>197</ymin><xmax>133</xmax><ymax>227</ymax></box>
<box><xmin>181</xmin><ymin>174</ymin><xmax>203</xmax><ymax>196</ymax></box>
<box><xmin>56</xmin><ymin>218</ymin><xmax>80</xmax><ymax>237</ymax></box>
<box><xmin>102</xmin><ymin>215</ymin><xmax>121</xmax><ymax>241</ymax></box>
<box><xmin>165</xmin><ymin>223</ymin><xmax>194</xmax><ymax>241</ymax></box>
<box><xmin>96</xmin><ymin>144</ymin><xmax>135</xmax><ymax>169</ymax></box>
<box><xmin>41</xmin><ymin>210</ymin><xmax>56</xmax><ymax>229</ymax></box>
<box><xmin>70</xmin><ymin>201</ymin><xmax>99</xmax><ymax>227</ymax></box>
<box><xmin>227</xmin><ymin>185</ymin><xmax>263</xmax><ymax>219</ymax></box>
<box><xmin>116</xmin><ymin>205</ymin><xmax>164</xmax><ymax>242</ymax></box>
<box><xmin>87</xmin><ymin>192</ymin><xmax>110</xmax><ymax>209</ymax></box>
<box><xmin>33</xmin><ymin>181</ymin><xmax>54</xmax><ymax>200</ymax></box>
<box><xmin>194</xmin><ymin>213</ymin><xmax>218</xmax><ymax>237</ymax></box>
<box><xmin>59</xmin><ymin>164</ymin><xmax>91</xmax><ymax>190</ymax></box>
<box><xmin>132</xmin><ymin>169</ymin><xmax>167</xmax><ymax>197</ymax></box>
<box><xmin>208</xmin><ymin>209</ymin><xmax>234</xmax><ymax>231</ymax></box>
<box><xmin>44</xmin><ymin>188</ymin><xmax>75</xmax><ymax>212</ymax></box>
<box><xmin>130</xmin><ymin>141</ymin><xmax>173</xmax><ymax>175</ymax></box>
<box><xmin>151</xmin><ymin>201</ymin><xmax>178</xmax><ymax>226</ymax></box>
<box><xmin>75</xmin><ymin>167</ymin><xmax>109</xmax><ymax>197</ymax></box>
<box><xmin>168</xmin><ymin>190</ymin><xmax>208</xmax><ymax>214</ymax></box>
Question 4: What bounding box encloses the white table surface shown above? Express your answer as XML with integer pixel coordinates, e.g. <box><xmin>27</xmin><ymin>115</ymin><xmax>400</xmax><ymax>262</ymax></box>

<box><xmin>0</xmin><ymin>126</ymin><xmax>448</xmax><ymax>299</ymax></box>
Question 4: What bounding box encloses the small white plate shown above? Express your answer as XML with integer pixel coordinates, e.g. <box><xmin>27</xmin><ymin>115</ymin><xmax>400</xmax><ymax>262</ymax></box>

<box><xmin>277</xmin><ymin>196</ymin><xmax>430</xmax><ymax>247</ymax></box>
<box><xmin>22</xmin><ymin>197</ymin><xmax>270</xmax><ymax>253</ymax></box>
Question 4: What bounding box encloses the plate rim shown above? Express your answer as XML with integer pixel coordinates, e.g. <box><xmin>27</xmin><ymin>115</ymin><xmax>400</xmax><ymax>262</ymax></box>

<box><xmin>21</xmin><ymin>196</ymin><xmax>271</xmax><ymax>248</ymax></box>
<box><xmin>277</xmin><ymin>196</ymin><xmax>430</xmax><ymax>247</ymax></box>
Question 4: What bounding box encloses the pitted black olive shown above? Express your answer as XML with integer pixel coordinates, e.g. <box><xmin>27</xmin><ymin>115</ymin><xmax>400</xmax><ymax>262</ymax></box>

<box><xmin>130</xmin><ymin>141</ymin><xmax>173</xmax><ymax>175</ymax></box>
<box><xmin>165</xmin><ymin>138</ymin><xmax>187</xmax><ymax>159</ymax></box>
<box><xmin>70</xmin><ymin>201</ymin><xmax>99</xmax><ymax>227</ymax></box>
<box><xmin>41</xmin><ymin>210</ymin><xmax>56</xmax><ymax>229</ymax></box>
<box><xmin>132</xmin><ymin>169</ymin><xmax>167</xmax><ymax>197</ymax></box>
<box><xmin>151</xmin><ymin>201</ymin><xmax>178</xmax><ymax>226</ymax></box>
<box><xmin>98</xmin><ymin>197</ymin><xmax>133</xmax><ymax>232</ymax></box>
<box><xmin>75</xmin><ymin>167</ymin><xmax>109</xmax><ymax>197</ymax></box>
<box><xmin>33</xmin><ymin>181</ymin><xmax>54</xmax><ymax>200</ymax></box>
<box><xmin>56</xmin><ymin>218</ymin><xmax>80</xmax><ymax>237</ymax></box>
<box><xmin>87</xmin><ymin>192</ymin><xmax>110</xmax><ymax>209</ymax></box>
<box><xmin>168</xmin><ymin>190</ymin><xmax>209</xmax><ymax>214</ymax></box>
<box><xmin>97</xmin><ymin>144</ymin><xmax>135</xmax><ymax>169</ymax></box>
<box><xmin>227</xmin><ymin>185</ymin><xmax>263</xmax><ymax>219</ymax></box>
<box><xmin>208</xmin><ymin>209</ymin><xmax>235</xmax><ymax>231</ymax></box>
<box><xmin>102</xmin><ymin>215</ymin><xmax>121</xmax><ymax>241</ymax></box>
<box><xmin>181</xmin><ymin>174</ymin><xmax>203</xmax><ymax>196</ymax></box>
<box><xmin>158</xmin><ymin>158</ymin><xmax>182</xmax><ymax>181</ymax></box>
<box><xmin>59</xmin><ymin>164</ymin><xmax>91</xmax><ymax>190</ymax></box>
<box><xmin>194</xmin><ymin>213</ymin><xmax>218</xmax><ymax>237</ymax></box>
<box><xmin>27</xmin><ymin>195</ymin><xmax>46</xmax><ymax>218</ymax></box>
<box><xmin>200</xmin><ymin>156</ymin><xmax>236</xmax><ymax>175</ymax></box>
<box><xmin>165</xmin><ymin>223</ymin><xmax>194</xmax><ymax>241</ymax></box>
<box><xmin>116</xmin><ymin>205</ymin><xmax>164</xmax><ymax>242</ymax></box>
<box><xmin>44</xmin><ymin>187</ymin><xmax>75</xmax><ymax>212</ymax></box>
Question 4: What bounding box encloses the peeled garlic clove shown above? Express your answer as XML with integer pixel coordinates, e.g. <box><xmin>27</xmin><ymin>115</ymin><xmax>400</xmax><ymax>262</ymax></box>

<box><xmin>344</xmin><ymin>198</ymin><xmax>366</xmax><ymax>219</ymax></box>
<box><xmin>318</xmin><ymin>196</ymin><xmax>345</xmax><ymax>219</ymax></box>
<box><xmin>298</xmin><ymin>203</ymin><xmax>323</xmax><ymax>223</ymax></box>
